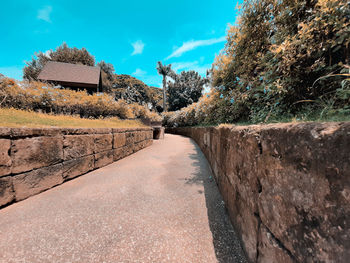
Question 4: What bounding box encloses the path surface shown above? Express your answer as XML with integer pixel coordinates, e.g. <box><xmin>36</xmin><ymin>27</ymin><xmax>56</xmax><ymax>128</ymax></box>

<box><xmin>0</xmin><ymin>134</ymin><xmax>247</xmax><ymax>263</ymax></box>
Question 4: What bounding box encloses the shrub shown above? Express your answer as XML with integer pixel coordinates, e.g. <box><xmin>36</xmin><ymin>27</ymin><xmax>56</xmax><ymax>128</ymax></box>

<box><xmin>163</xmin><ymin>89</ymin><xmax>226</xmax><ymax>127</ymax></box>
<box><xmin>0</xmin><ymin>78</ymin><xmax>162</xmax><ymax>122</ymax></box>
<box><xmin>210</xmin><ymin>0</ymin><xmax>350</xmax><ymax>124</ymax></box>
<box><xmin>165</xmin><ymin>0</ymin><xmax>350</xmax><ymax>127</ymax></box>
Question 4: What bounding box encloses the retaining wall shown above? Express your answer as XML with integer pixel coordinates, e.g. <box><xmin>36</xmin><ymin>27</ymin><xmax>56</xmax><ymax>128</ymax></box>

<box><xmin>167</xmin><ymin>122</ymin><xmax>350</xmax><ymax>263</ymax></box>
<box><xmin>0</xmin><ymin>127</ymin><xmax>153</xmax><ymax>207</ymax></box>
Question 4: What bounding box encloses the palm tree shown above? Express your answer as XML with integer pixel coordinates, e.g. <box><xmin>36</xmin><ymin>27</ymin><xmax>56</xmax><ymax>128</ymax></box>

<box><xmin>157</xmin><ymin>61</ymin><xmax>172</xmax><ymax>112</ymax></box>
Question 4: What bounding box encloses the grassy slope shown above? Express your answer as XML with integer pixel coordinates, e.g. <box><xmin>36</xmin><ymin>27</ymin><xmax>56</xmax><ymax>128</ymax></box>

<box><xmin>0</xmin><ymin>108</ymin><xmax>146</xmax><ymax>128</ymax></box>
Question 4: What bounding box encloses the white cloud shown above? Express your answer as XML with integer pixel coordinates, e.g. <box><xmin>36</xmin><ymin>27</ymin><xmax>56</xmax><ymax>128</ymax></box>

<box><xmin>132</xmin><ymin>68</ymin><xmax>147</xmax><ymax>76</ymax></box>
<box><xmin>170</xmin><ymin>61</ymin><xmax>213</xmax><ymax>93</ymax></box>
<box><xmin>37</xmin><ymin>6</ymin><xmax>52</xmax><ymax>23</ymax></box>
<box><xmin>166</xmin><ymin>36</ymin><xmax>226</xmax><ymax>60</ymax></box>
<box><xmin>131</xmin><ymin>40</ymin><xmax>145</xmax><ymax>55</ymax></box>
<box><xmin>172</xmin><ymin>61</ymin><xmax>211</xmax><ymax>76</ymax></box>
<box><xmin>203</xmin><ymin>84</ymin><xmax>211</xmax><ymax>94</ymax></box>
<box><xmin>172</xmin><ymin>61</ymin><xmax>198</xmax><ymax>72</ymax></box>
<box><xmin>43</xmin><ymin>50</ymin><xmax>52</xmax><ymax>58</ymax></box>
<box><xmin>131</xmin><ymin>69</ymin><xmax>162</xmax><ymax>87</ymax></box>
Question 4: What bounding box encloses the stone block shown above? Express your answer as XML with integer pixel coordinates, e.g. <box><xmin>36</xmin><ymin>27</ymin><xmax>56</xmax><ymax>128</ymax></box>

<box><xmin>139</xmin><ymin>131</ymin><xmax>146</xmax><ymax>141</ymax></box>
<box><xmin>0</xmin><ymin>128</ymin><xmax>11</xmax><ymax>137</ymax></box>
<box><xmin>94</xmin><ymin>150</ymin><xmax>114</xmax><ymax>168</ymax></box>
<box><xmin>113</xmin><ymin>133</ymin><xmax>126</xmax><ymax>149</ymax></box>
<box><xmin>112</xmin><ymin>128</ymin><xmax>128</xmax><ymax>133</ymax></box>
<box><xmin>0</xmin><ymin>176</ymin><xmax>15</xmax><ymax>206</ymax></box>
<box><xmin>94</xmin><ymin>134</ymin><xmax>113</xmax><ymax>153</ymax></box>
<box><xmin>139</xmin><ymin>141</ymin><xmax>146</xmax><ymax>149</ymax></box>
<box><xmin>13</xmin><ymin>163</ymin><xmax>63</xmax><ymax>201</ymax></box>
<box><xmin>10</xmin><ymin>128</ymin><xmax>61</xmax><ymax>138</ymax></box>
<box><xmin>62</xmin><ymin>155</ymin><xmax>94</xmax><ymax>180</ymax></box>
<box><xmin>113</xmin><ymin>146</ymin><xmax>133</xmax><ymax>161</ymax></box>
<box><xmin>113</xmin><ymin>147</ymin><xmax>125</xmax><ymax>161</ymax></box>
<box><xmin>11</xmin><ymin>136</ymin><xmax>63</xmax><ymax>174</ymax></box>
<box><xmin>63</xmin><ymin>135</ymin><xmax>94</xmax><ymax>160</ymax></box>
<box><xmin>257</xmin><ymin>163</ymin><xmax>348</xmax><ymax>262</ymax></box>
<box><xmin>227</xmin><ymin>191</ymin><xmax>259</xmax><ymax>262</ymax></box>
<box><xmin>0</xmin><ymin>139</ymin><xmax>12</xmax><ymax>177</ymax></box>
<box><xmin>142</xmin><ymin>140</ymin><xmax>150</xmax><ymax>148</ymax></box>
<box><xmin>132</xmin><ymin>142</ymin><xmax>141</xmax><ymax>153</ymax></box>
<box><xmin>144</xmin><ymin>130</ymin><xmax>150</xmax><ymax>140</ymax></box>
<box><xmin>61</xmin><ymin>128</ymin><xmax>94</xmax><ymax>135</ymax></box>
<box><xmin>145</xmin><ymin>139</ymin><xmax>153</xmax><ymax>147</ymax></box>
<box><xmin>148</xmin><ymin>130</ymin><xmax>153</xmax><ymax>140</ymax></box>
<box><xmin>153</xmin><ymin>127</ymin><xmax>164</xmax><ymax>139</ymax></box>
<box><xmin>125</xmin><ymin>146</ymin><xmax>133</xmax><ymax>156</ymax></box>
<box><xmin>125</xmin><ymin>132</ymin><xmax>136</xmax><ymax>145</ymax></box>
<box><xmin>92</xmin><ymin>128</ymin><xmax>112</xmax><ymax>134</ymax></box>
<box><xmin>134</xmin><ymin>131</ymin><xmax>141</xmax><ymax>143</ymax></box>
<box><xmin>256</xmin><ymin>123</ymin><xmax>350</xmax><ymax>262</ymax></box>
<box><xmin>257</xmin><ymin>225</ymin><xmax>294</xmax><ymax>263</ymax></box>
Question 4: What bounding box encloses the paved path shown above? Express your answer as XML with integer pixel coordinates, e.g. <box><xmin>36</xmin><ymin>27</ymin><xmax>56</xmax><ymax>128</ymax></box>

<box><xmin>0</xmin><ymin>134</ymin><xmax>247</xmax><ymax>263</ymax></box>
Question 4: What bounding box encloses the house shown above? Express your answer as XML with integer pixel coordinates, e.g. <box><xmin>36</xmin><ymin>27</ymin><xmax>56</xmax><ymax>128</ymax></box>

<box><xmin>38</xmin><ymin>61</ymin><xmax>102</xmax><ymax>94</ymax></box>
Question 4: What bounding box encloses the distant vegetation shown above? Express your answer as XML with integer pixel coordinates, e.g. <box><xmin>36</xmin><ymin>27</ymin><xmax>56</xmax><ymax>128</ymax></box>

<box><xmin>0</xmin><ymin>42</ymin><xmax>163</xmax><ymax>128</ymax></box>
<box><xmin>23</xmin><ymin>43</ymin><xmax>95</xmax><ymax>80</ymax></box>
<box><xmin>112</xmin><ymin>74</ymin><xmax>163</xmax><ymax>112</ymax></box>
<box><xmin>156</xmin><ymin>62</ymin><xmax>173</xmax><ymax>111</ymax></box>
<box><xmin>22</xmin><ymin>42</ymin><xmax>163</xmax><ymax>113</ymax></box>
<box><xmin>165</xmin><ymin>0</ymin><xmax>350</xmax><ymax>127</ymax></box>
<box><xmin>0</xmin><ymin>78</ymin><xmax>161</xmax><ymax>121</ymax></box>
<box><xmin>167</xmin><ymin>70</ymin><xmax>208</xmax><ymax>111</ymax></box>
<box><xmin>156</xmin><ymin>62</ymin><xmax>209</xmax><ymax>112</ymax></box>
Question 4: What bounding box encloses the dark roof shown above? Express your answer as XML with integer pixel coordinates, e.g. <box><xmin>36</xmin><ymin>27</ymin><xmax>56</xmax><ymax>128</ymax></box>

<box><xmin>38</xmin><ymin>61</ymin><xmax>100</xmax><ymax>85</ymax></box>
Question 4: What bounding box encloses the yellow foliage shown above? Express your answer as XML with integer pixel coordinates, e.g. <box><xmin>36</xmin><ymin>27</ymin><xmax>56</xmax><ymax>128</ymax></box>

<box><xmin>0</xmin><ymin>78</ymin><xmax>162</xmax><ymax>122</ymax></box>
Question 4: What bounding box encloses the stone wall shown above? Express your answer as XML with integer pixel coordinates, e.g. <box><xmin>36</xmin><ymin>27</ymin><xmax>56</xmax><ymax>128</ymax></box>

<box><xmin>167</xmin><ymin>122</ymin><xmax>350</xmax><ymax>263</ymax></box>
<box><xmin>0</xmin><ymin>127</ymin><xmax>153</xmax><ymax>207</ymax></box>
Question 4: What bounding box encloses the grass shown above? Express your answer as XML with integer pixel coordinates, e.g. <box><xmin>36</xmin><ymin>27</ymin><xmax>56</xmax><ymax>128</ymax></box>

<box><xmin>0</xmin><ymin>108</ymin><xmax>147</xmax><ymax>128</ymax></box>
<box><xmin>193</xmin><ymin>111</ymin><xmax>350</xmax><ymax>128</ymax></box>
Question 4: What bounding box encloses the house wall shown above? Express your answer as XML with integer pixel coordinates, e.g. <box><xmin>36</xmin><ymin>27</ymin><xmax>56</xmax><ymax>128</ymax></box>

<box><xmin>0</xmin><ymin>127</ymin><xmax>153</xmax><ymax>207</ymax></box>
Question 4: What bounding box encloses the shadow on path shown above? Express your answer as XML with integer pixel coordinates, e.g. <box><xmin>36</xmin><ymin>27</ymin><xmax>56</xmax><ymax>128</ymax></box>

<box><xmin>184</xmin><ymin>139</ymin><xmax>248</xmax><ymax>263</ymax></box>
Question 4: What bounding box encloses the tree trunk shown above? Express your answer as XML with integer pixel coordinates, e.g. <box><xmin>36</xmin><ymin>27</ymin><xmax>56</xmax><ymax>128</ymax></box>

<box><xmin>163</xmin><ymin>75</ymin><xmax>167</xmax><ymax>112</ymax></box>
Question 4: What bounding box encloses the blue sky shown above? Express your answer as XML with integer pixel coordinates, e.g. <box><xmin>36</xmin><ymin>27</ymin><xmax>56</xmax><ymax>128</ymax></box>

<box><xmin>0</xmin><ymin>0</ymin><xmax>241</xmax><ymax>88</ymax></box>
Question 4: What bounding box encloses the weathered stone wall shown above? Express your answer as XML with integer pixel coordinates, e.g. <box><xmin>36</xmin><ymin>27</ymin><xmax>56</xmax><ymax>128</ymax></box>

<box><xmin>0</xmin><ymin>127</ymin><xmax>153</xmax><ymax>207</ymax></box>
<box><xmin>167</xmin><ymin>122</ymin><xmax>350</xmax><ymax>263</ymax></box>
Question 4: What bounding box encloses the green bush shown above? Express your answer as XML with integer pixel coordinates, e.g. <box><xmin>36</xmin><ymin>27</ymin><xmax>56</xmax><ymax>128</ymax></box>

<box><xmin>211</xmin><ymin>0</ymin><xmax>350</xmax><ymax>124</ymax></box>
<box><xmin>165</xmin><ymin>0</ymin><xmax>350</xmax><ymax>127</ymax></box>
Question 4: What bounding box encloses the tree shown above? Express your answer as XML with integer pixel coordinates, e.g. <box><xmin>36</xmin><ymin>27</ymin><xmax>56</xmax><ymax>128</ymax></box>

<box><xmin>156</xmin><ymin>61</ymin><xmax>172</xmax><ymax>112</ymax></box>
<box><xmin>167</xmin><ymin>70</ymin><xmax>208</xmax><ymax>111</ymax></box>
<box><xmin>212</xmin><ymin>0</ymin><xmax>350</xmax><ymax>123</ymax></box>
<box><xmin>97</xmin><ymin>61</ymin><xmax>115</xmax><ymax>78</ymax></box>
<box><xmin>23</xmin><ymin>42</ymin><xmax>95</xmax><ymax>80</ymax></box>
<box><xmin>111</xmin><ymin>74</ymin><xmax>163</xmax><ymax>111</ymax></box>
<box><xmin>97</xmin><ymin>61</ymin><xmax>115</xmax><ymax>93</ymax></box>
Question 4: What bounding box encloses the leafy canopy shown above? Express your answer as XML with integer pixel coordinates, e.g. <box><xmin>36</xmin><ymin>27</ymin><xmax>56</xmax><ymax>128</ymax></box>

<box><xmin>23</xmin><ymin>42</ymin><xmax>95</xmax><ymax>80</ymax></box>
<box><xmin>167</xmin><ymin>70</ymin><xmax>208</xmax><ymax>111</ymax></box>
<box><xmin>211</xmin><ymin>0</ymin><xmax>350</xmax><ymax>123</ymax></box>
<box><xmin>165</xmin><ymin>0</ymin><xmax>350</xmax><ymax>127</ymax></box>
